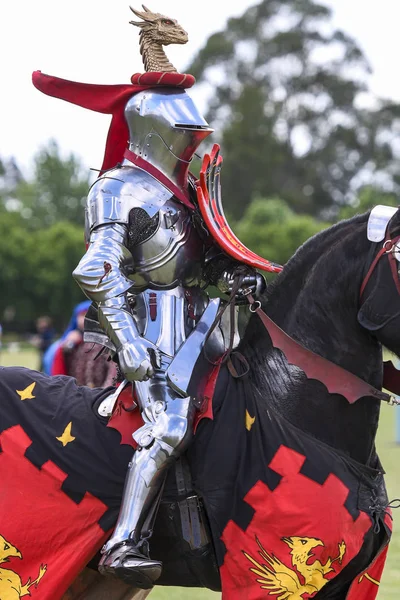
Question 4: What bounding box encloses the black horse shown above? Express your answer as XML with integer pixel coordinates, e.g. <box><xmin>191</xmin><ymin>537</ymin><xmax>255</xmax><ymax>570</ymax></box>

<box><xmin>0</xmin><ymin>208</ymin><xmax>399</xmax><ymax>600</ymax></box>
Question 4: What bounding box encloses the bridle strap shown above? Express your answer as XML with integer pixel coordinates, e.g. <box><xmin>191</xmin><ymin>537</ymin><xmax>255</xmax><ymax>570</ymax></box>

<box><xmin>360</xmin><ymin>233</ymin><xmax>400</xmax><ymax>300</ymax></box>
<box><xmin>388</xmin><ymin>242</ymin><xmax>400</xmax><ymax>297</ymax></box>
<box><xmin>360</xmin><ymin>243</ymin><xmax>390</xmax><ymax>300</ymax></box>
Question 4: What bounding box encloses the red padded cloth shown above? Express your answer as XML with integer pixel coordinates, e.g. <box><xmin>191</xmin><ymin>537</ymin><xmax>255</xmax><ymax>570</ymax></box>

<box><xmin>32</xmin><ymin>71</ymin><xmax>195</xmax><ymax>174</ymax></box>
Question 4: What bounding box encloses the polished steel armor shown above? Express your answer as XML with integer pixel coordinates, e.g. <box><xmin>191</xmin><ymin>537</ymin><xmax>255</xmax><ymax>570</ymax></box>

<box><xmin>86</xmin><ymin>166</ymin><xmax>173</xmax><ymax>231</ymax></box>
<box><xmin>73</xmin><ymin>86</ymin><xmax>262</xmax><ymax>587</ymax></box>
<box><xmin>72</xmin><ymin>87</ymin><xmax>222</xmax><ymax>586</ymax></box>
<box><xmin>124</xmin><ymin>88</ymin><xmax>213</xmax><ymax>189</ymax></box>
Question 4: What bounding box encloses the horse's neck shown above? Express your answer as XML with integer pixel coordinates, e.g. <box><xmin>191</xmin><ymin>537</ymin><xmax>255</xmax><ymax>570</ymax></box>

<box><xmin>246</xmin><ymin>219</ymin><xmax>382</xmax><ymax>464</ymax></box>
<box><xmin>272</xmin><ymin>275</ymin><xmax>380</xmax><ymax>384</ymax></box>
<box><xmin>268</xmin><ymin>222</ymin><xmax>381</xmax><ymax>382</ymax></box>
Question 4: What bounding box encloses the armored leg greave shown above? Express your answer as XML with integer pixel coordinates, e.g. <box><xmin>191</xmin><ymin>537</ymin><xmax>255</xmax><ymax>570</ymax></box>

<box><xmin>99</xmin><ymin>368</ymin><xmax>195</xmax><ymax>588</ymax></box>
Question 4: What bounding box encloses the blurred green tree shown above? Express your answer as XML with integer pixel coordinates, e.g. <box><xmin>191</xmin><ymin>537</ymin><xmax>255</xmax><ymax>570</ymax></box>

<box><xmin>0</xmin><ymin>145</ymin><xmax>90</xmax><ymax>329</ymax></box>
<box><xmin>0</xmin><ymin>156</ymin><xmax>25</xmax><ymax>213</ymax></box>
<box><xmin>14</xmin><ymin>140</ymin><xmax>91</xmax><ymax>229</ymax></box>
<box><xmin>337</xmin><ymin>186</ymin><xmax>398</xmax><ymax>221</ymax></box>
<box><xmin>234</xmin><ymin>196</ymin><xmax>328</xmax><ymax>265</ymax></box>
<box><xmin>0</xmin><ymin>212</ymin><xmax>32</xmax><ymax>324</ymax></box>
<box><xmin>188</xmin><ymin>0</ymin><xmax>400</xmax><ymax>218</ymax></box>
<box><xmin>0</xmin><ymin>218</ymin><xmax>86</xmax><ymax>330</ymax></box>
<box><xmin>28</xmin><ymin>221</ymin><xmax>87</xmax><ymax>324</ymax></box>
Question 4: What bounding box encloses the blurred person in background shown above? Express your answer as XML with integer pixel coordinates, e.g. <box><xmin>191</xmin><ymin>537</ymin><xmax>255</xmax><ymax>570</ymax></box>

<box><xmin>31</xmin><ymin>315</ymin><xmax>56</xmax><ymax>371</ymax></box>
<box><xmin>45</xmin><ymin>300</ymin><xmax>117</xmax><ymax>388</ymax></box>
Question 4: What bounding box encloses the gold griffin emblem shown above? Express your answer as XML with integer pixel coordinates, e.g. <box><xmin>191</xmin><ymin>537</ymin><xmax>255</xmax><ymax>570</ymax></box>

<box><xmin>0</xmin><ymin>534</ymin><xmax>47</xmax><ymax>598</ymax></box>
<box><xmin>243</xmin><ymin>535</ymin><xmax>346</xmax><ymax>598</ymax></box>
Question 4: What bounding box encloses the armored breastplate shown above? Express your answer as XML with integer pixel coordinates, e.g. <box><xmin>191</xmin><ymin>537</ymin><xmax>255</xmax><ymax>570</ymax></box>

<box><xmin>127</xmin><ymin>198</ymin><xmax>204</xmax><ymax>291</ymax></box>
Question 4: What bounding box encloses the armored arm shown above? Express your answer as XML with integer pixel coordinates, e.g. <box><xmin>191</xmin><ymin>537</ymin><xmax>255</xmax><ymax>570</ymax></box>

<box><xmin>73</xmin><ymin>176</ymin><xmax>161</xmax><ymax>381</ymax></box>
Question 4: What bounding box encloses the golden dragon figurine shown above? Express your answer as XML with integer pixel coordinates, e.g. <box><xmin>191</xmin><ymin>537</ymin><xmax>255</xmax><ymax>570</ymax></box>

<box><xmin>129</xmin><ymin>4</ymin><xmax>189</xmax><ymax>73</ymax></box>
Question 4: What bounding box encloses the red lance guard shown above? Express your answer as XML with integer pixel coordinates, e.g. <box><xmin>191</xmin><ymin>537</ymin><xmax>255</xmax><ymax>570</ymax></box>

<box><xmin>196</xmin><ymin>144</ymin><xmax>283</xmax><ymax>273</ymax></box>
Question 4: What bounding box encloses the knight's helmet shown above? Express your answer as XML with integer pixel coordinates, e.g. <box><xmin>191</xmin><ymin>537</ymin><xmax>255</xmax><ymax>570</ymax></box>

<box><xmin>124</xmin><ymin>88</ymin><xmax>213</xmax><ymax>189</ymax></box>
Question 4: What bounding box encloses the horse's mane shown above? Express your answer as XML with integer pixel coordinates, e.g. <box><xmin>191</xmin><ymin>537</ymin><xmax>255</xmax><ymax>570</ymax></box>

<box><xmin>264</xmin><ymin>211</ymin><xmax>370</xmax><ymax>318</ymax></box>
<box><xmin>240</xmin><ymin>210</ymin><xmax>374</xmax><ymax>371</ymax></box>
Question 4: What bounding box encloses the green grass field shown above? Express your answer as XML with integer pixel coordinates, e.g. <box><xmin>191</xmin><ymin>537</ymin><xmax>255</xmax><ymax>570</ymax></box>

<box><xmin>1</xmin><ymin>347</ymin><xmax>399</xmax><ymax>599</ymax></box>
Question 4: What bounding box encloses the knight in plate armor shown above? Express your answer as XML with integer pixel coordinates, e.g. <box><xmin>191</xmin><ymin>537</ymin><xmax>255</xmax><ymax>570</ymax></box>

<box><xmin>33</xmin><ymin>4</ymin><xmax>279</xmax><ymax>589</ymax></box>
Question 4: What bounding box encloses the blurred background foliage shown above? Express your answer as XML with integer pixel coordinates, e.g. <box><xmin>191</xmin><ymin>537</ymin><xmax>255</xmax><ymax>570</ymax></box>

<box><xmin>0</xmin><ymin>144</ymin><xmax>88</xmax><ymax>330</ymax></box>
<box><xmin>1</xmin><ymin>0</ymin><xmax>400</xmax><ymax>334</ymax></box>
<box><xmin>188</xmin><ymin>0</ymin><xmax>400</xmax><ymax>220</ymax></box>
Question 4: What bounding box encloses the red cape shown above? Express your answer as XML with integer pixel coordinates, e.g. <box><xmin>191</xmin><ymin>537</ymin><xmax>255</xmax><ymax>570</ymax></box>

<box><xmin>32</xmin><ymin>71</ymin><xmax>195</xmax><ymax>174</ymax></box>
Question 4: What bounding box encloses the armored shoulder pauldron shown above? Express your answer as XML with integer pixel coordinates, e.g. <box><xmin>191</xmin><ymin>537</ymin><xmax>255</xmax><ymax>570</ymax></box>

<box><xmin>86</xmin><ymin>165</ymin><xmax>173</xmax><ymax>234</ymax></box>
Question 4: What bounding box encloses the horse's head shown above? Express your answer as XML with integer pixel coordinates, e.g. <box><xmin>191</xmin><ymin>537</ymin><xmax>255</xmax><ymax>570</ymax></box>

<box><xmin>358</xmin><ymin>206</ymin><xmax>400</xmax><ymax>357</ymax></box>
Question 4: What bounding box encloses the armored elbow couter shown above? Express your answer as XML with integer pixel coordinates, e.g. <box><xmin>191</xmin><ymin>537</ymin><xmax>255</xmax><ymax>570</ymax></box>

<box><xmin>73</xmin><ymin>224</ymin><xmax>133</xmax><ymax>303</ymax></box>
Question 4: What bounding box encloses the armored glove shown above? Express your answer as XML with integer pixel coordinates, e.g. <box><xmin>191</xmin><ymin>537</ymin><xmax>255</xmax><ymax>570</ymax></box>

<box><xmin>98</xmin><ymin>300</ymin><xmax>161</xmax><ymax>382</ymax></box>
<box><xmin>218</xmin><ymin>267</ymin><xmax>266</xmax><ymax>303</ymax></box>
<box><xmin>117</xmin><ymin>339</ymin><xmax>161</xmax><ymax>382</ymax></box>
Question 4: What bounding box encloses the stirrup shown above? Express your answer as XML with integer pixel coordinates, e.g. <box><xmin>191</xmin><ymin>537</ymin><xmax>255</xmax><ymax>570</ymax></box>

<box><xmin>98</xmin><ymin>540</ymin><xmax>162</xmax><ymax>589</ymax></box>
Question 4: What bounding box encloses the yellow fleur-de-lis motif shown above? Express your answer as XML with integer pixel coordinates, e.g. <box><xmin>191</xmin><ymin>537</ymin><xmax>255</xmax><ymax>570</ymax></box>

<box><xmin>56</xmin><ymin>422</ymin><xmax>76</xmax><ymax>447</ymax></box>
<box><xmin>245</xmin><ymin>410</ymin><xmax>256</xmax><ymax>431</ymax></box>
<box><xmin>16</xmin><ymin>382</ymin><xmax>36</xmax><ymax>401</ymax></box>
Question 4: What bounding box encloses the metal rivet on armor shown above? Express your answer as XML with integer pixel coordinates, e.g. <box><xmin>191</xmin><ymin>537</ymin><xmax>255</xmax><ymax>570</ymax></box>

<box><xmin>155</xmin><ymin>401</ymin><xmax>164</xmax><ymax>414</ymax></box>
<box><xmin>140</xmin><ymin>434</ymin><xmax>153</xmax><ymax>447</ymax></box>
